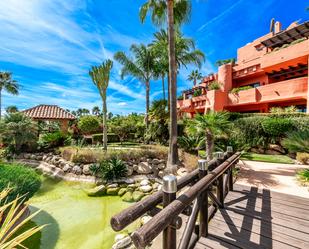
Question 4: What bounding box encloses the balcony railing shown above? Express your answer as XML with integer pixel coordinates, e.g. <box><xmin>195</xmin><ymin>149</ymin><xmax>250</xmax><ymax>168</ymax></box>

<box><xmin>228</xmin><ymin>88</ymin><xmax>257</xmax><ymax>105</ymax></box>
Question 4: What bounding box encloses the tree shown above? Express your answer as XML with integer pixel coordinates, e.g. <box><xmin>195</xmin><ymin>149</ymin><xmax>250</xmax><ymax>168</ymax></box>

<box><xmin>187</xmin><ymin>70</ymin><xmax>202</xmax><ymax>86</ymax></box>
<box><xmin>186</xmin><ymin>111</ymin><xmax>230</xmax><ymax>161</ymax></box>
<box><xmin>114</xmin><ymin>44</ymin><xmax>155</xmax><ymax>129</ymax></box>
<box><xmin>5</xmin><ymin>105</ymin><xmax>18</xmax><ymax>114</ymax></box>
<box><xmin>78</xmin><ymin>115</ymin><xmax>100</xmax><ymax>135</ymax></box>
<box><xmin>89</xmin><ymin>59</ymin><xmax>113</xmax><ymax>151</ymax></box>
<box><xmin>215</xmin><ymin>58</ymin><xmax>235</xmax><ymax>67</ymax></box>
<box><xmin>92</xmin><ymin>106</ymin><xmax>101</xmax><ymax>116</ymax></box>
<box><xmin>0</xmin><ymin>72</ymin><xmax>19</xmax><ymax>120</ymax></box>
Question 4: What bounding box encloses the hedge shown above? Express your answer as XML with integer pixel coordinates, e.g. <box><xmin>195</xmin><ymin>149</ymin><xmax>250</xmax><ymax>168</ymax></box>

<box><xmin>0</xmin><ymin>163</ymin><xmax>41</xmax><ymax>203</ymax></box>
<box><xmin>92</xmin><ymin>133</ymin><xmax>120</xmax><ymax>143</ymax></box>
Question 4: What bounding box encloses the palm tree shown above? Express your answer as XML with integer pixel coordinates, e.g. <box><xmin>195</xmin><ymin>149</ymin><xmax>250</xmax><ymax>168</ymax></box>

<box><xmin>186</xmin><ymin>111</ymin><xmax>230</xmax><ymax>161</ymax></box>
<box><xmin>0</xmin><ymin>72</ymin><xmax>19</xmax><ymax>120</ymax></box>
<box><xmin>89</xmin><ymin>59</ymin><xmax>113</xmax><ymax>151</ymax></box>
<box><xmin>114</xmin><ymin>44</ymin><xmax>156</xmax><ymax>129</ymax></box>
<box><xmin>5</xmin><ymin>105</ymin><xmax>18</xmax><ymax>114</ymax></box>
<box><xmin>92</xmin><ymin>106</ymin><xmax>101</xmax><ymax>116</ymax></box>
<box><xmin>187</xmin><ymin>70</ymin><xmax>202</xmax><ymax>86</ymax></box>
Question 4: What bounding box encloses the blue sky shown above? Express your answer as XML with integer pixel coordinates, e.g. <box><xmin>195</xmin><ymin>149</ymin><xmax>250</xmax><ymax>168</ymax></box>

<box><xmin>0</xmin><ymin>0</ymin><xmax>308</xmax><ymax>115</ymax></box>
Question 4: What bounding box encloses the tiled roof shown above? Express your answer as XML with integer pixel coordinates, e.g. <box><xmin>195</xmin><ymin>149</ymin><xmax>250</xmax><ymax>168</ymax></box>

<box><xmin>22</xmin><ymin>105</ymin><xmax>76</xmax><ymax>120</ymax></box>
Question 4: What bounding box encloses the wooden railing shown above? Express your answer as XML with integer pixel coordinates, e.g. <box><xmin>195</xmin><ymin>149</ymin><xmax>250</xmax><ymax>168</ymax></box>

<box><xmin>111</xmin><ymin>150</ymin><xmax>241</xmax><ymax>249</ymax></box>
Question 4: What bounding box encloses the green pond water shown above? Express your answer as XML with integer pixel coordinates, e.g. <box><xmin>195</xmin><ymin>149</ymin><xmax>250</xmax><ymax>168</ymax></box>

<box><xmin>27</xmin><ymin>177</ymin><xmax>134</xmax><ymax>249</ymax></box>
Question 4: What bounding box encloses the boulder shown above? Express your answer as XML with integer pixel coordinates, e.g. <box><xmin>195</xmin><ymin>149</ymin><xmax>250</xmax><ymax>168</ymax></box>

<box><xmin>140</xmin><ymin>179</ymin><xmax>150</xmax><ymax>186</ymax></box>
<box><xmin>152</xmin><ymin>183</ymin><xmax>159</xmax><ymax>190</ymax></box>
<box><xmin>112</xmin><ymin>236</ymin><xmax>132</xmax><ymax>249</ymax></box>
<box><xmin>107</xmin><ymin>183</ymin><xmax>118</xmax><ymax>188</ymax></box>
<box><xmin>106</xmin><ymin>187</ymin><xmax>120</xmax><ymax>195</ymax></box>
<box><xmin>63</xmin><ymin>164</ymin><xmax>71</xmax><ymax>173</ymax></box>
<box><xmin>122</xmin><ymin>191</ymin><xmax>134</xmax><ymax>202</ymax></box>
<box><xmin>139</xmin><ymin>185</ymin><xmax>152</xmax><ymax>193</ymax></box>
<box><xmin>72</xmin><ymin>166</ymin><xmax>82</xmax><ymax>175</ymax></box>
<box><xmin>118</xmin><ymin>188</ymin><xmax>127</xmax><ymax>196</ymax></box>
<box><xmin>30</xmin><ymin>154</ymin><xmax>37</xmax><ymax>160</ymax></box>
<box><xmin>133</xmin><ymin>164</ymin><xmax>138</xmax><ymax>172</ymax></box>
<box><xmin>157</xmin><ymin>163</ymin><xmax>166</xmax><ymax>170</ymax></box>
<box><xmin>158</xmin><ymin>171</ymin><xmax>164</xmax><ymax>178</ymax></box>
<box><xmin>127</xmin><ymin>166</ymin><xmax>133</xmax><ymax>176</ymax></box>
<box><xmin>269</xmin><ymin>144</ymin><xmax>285</xmax><ymax>154</ymax></box>
<box><xmin>136</xmin><ymin>162</ymin><xmax>152</xmax><ymax>174</ymax></box>
<box><xmin>87</xmin><ymin>185</ymin><xmax>106</xmax><ymax>197</ymax></box>
<box><xmin>36</xmin><ymin>155</ymin><xmax>43</xmax><ymax>161</ymax></box>
<box><xmin>265</xmin><ymin>149</ymin><xmax>282</xmax><ymax>155</ymax></box>
<box><xmin>132</xmin><ymin>191</ymin><xmax>145</xmax><ymax>202</ymax></box>
<box><xmin>127</xmin><ymin>184</ymin><xmax>137</xmax><ymax>190</ymax></box>
<box><xmin>151</xmin><ymin>158</ymin><xmax>160</xmax><ymax>165</ymax></box>
<box><xmin>83</xmin><ymin>164</ymin><xmax>91</xmax><ymax>175</ymax></box>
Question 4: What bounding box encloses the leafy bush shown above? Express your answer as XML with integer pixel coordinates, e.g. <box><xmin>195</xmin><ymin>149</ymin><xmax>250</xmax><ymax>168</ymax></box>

<box><xmin>92</xmin><ymin>133</ymin><xmax>120</xmax><ymax>144</ymax></box>
<box><xmin>90</xmin><ymin>158</ymin><xmax>127</xmax><ymax>181</ymax></box>
<box><xmin>290</xmin><ymin>117</ymin><xmax>309</xmax><ymax>132</ymax></box>
<box><xmin>0</xmin><ymin>163</ymin><xmax>41</xmax><ymax>203</ymax></box>
<box><xmin>193</xmin><ymin>89</ymin><xmax>202</xmax><ymax>97</ymax></box>
<box><xmin>78</xmin><ymin>115</ymin><xmax>100</xmax><ymax>134</ymax></box>
<box><xmin>282</xmin><ymin>130</ymin><xmax>309</xmax><ymax>153</ymax></box>
<box><xmin>178</xmin><ymin>135</ymin><xmax>203</xmax><ymax>153</ymax></box>
<box><xmin>0</xmin><ymin>113</ymin><xmax>37</xmax><ymax>154</ymax></box>
<box><xmin>38</xmin><ymin>131</ymin><xmax>70</xmax><ymax>149</ymax></box>
<box><xmin>261</xmin><ymin>118</ymin><xmax>293</xmax><ymax>137</ymax></box>
<box><xmin>270</xmin><ymin>106</ymin><xmax>297</xmax><ymax>113</ymax></box>
<box><xmin>208</xmin><ymin>81</ymin><xmax>221</xmax><ymax>90</ymax></box>
<box><xmin>230</xmin><ymin>86</ymin><xmax>253</xmax><ymax>94</ymax></box>
<box><xmin>296</xmin><ymin>153</ymin><xmax>309</xmax><ymax>165</ymax></box>
<box><xmin>296</xmin><ymin>169</ymin><xmax>309</xmax><ymax>185</ymax></box>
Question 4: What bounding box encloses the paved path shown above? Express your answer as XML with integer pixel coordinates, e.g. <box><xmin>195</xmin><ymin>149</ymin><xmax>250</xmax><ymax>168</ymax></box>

<box><xmin>236</xmin><ymin>160</ymin><xmax>309</xmax><ymax>198</ymax></box>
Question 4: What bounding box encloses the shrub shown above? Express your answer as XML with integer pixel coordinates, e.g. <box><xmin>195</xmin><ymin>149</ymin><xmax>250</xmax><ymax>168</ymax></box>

<box><xmin>296</xmin><ymin>153</ymin><xmax>309</xmax><ymax>165</ymax></box>
<box><xmin>178</xmin><ymin>135</ymin><xmax>203</xmax><ymax>153</ymax></box>
<box><xmin>230</xmin><ymin>86</ymin><xmax>253</xmax><ymax>94</ymax></box>
<box><xmin>261</xmin><ymin>118</ymin><xmax>293</xmax><ymax>137</ymax></box>
<box><xmin>296</xmin><ymin>169</ymin><xmax>309</xmax><ymax>185</ymax></box>
<box><xmin>92</xmin><ymin>133</ymin><xmax>120</xmax><ymax>144</ymax></box>
<box><xmin>0</xmin><ymin>163</ymin><xmax>41</xmax><ymax>203</ymax></box>
<box><xmin>90</xmin><ymin>158</ymin><xmax>127</xmax><ymax>181</ymax></box>
<box><xmin>290</xmin><ymin>117</ymin><xmax>309</xmax><ymax>132</ymax></box>
<box><xmin>208</xmin><ymin>81</ymin><xmax>221</xmax><ymax>90</ymax></box>
<box><xmin>78</xmin><ymin>115</ymin><xmax>100</xmax><ymax>134</ymax></box>
<box><xmin>282</xmin><ymin>130</ymin><xmax>309</xmax><ymax>153</ymax></box>
<box><xmin>193</xmin><ymin>89</ymin><xmax>202</xmax><ymax>97</ymax></box>
<box><xmin>270</xmin><ymin>105</ymin><xmax>297</xmax><ymax>114</ymax></box>
<box><xmin>38</xmin><ymin>131</ymin><xmax>69</xmax><ymax>149</ymax></box>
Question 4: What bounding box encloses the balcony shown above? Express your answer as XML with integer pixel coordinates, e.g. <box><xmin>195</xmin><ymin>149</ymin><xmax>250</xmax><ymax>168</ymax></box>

<box><xmin>228</xmin><ymin>88</ymin><xmax>257</xmax><ymax>105</ymax></box>
<box><xmin>261</xmin><ymin>39</ymin><xmax>309</xmax><ymax>69</ymax></box>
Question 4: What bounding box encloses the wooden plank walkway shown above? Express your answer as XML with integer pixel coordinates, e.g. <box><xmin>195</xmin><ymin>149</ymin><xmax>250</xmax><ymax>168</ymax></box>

<box><xmin>195</xmin><ymin>184</ymin><xmax>309</xmax><ymax>249</ymax></box>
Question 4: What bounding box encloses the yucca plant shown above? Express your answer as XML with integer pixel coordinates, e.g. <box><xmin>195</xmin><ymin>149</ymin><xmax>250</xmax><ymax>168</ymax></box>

<box><xmin>0</xmin><ymin>188</ymin><xmax>46</xmax><ymax>249</ymax></box>
<box><xmin>282</xmin><ymin>130</ymin><xmax>309</xmax><ymax>153</ymax></box>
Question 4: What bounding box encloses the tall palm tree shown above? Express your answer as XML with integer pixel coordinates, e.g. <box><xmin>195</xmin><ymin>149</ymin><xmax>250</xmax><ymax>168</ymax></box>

<box><xmin>114</xmin><ymin>44</ymin><xmax>156</xmax><ymax>129</ymax></box>
<box><xmin>92</xmin><ymin>106</ymin><xmax>101</xmax><ymax>116</ymax></box>
<box><xmin>0</xmin><ymin>72</ymin><xmax>19</xmax><ymax>120</ymax></box>
<box><xmin>186</xmin><ymin>111</ymin><xmax>230</xmax><ymax>161</ymax></box>
<box><xmin>5</xmin><ymin>105</ymin><xmax>18</xmax><ymax>114</ymax></box>
<box><xmin>89</xmin><ymin>60</ymin><xmax>113</xmax><ymax>151</ymax></box>
<box><xmin>187</xmin><ymin>70</ymin><xmax>202</xmax><ymax>86</ymax></box>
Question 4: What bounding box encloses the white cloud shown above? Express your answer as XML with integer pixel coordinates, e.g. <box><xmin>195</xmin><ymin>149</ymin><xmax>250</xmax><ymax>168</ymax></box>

<box><xmin>117</xmin><ymin>102</ymin><xmax>128</xmax><ymax>106</ymax></box>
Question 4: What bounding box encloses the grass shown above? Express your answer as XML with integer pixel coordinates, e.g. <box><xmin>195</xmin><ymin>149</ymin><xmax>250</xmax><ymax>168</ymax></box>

<box><xmin>241</xmin><ymin>152</ymin><xmax>294</xmax><ymax>164</ymax></box>
<box><xmin>297</xmin><ymin>169</ymin><xmax>309</xmax><ymax>186</ymax></box>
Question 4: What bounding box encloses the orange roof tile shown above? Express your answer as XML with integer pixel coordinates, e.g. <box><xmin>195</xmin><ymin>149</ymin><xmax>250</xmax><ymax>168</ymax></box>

<box><xmin>22</xmin><ymin>105</ymin><xmax>76</xmax><ymax>120</ymax></box>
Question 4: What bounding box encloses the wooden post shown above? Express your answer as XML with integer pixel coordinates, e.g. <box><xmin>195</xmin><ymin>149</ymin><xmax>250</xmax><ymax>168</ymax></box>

<box><xmin>163</xmin><ymin>175</ymin><xmax>177</xmax><ymax>249</ymax></box>
<box><xmin>217</xmin><ymin>174</ymin><xmax>224</xmax><ymax>208</ymax></box>
<box><xmin>227</xmin><ymin>146</ymin><xmax>234</xmax><ymax>191</ymax></box>
<box><xmin>198</xmin><ymin>159</ymin><xmax>209</xmax><ymax>237</ymax></box>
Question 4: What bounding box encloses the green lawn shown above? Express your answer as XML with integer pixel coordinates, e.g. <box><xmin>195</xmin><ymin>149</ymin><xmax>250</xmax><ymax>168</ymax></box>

<box><xmin>241</xmin><ymin>152</ymin><xmax>294</xmax><ymax>164</ymax></box>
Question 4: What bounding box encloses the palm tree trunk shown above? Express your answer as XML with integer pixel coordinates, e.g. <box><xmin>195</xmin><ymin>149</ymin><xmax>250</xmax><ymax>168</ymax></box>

<box><xmin>167</xmin><ymin>74</ymin><xmax>170</xmax><ymax>113</ymax></box>
<box><xmin>102</xmin><ymin>94</ymin><xmax>108</xmax><ymax>151</ymax></box>
<box><xmin>0</xmin><ymin>88</ymin><xmax>2</xmax><ymax>120</ymax></box>
<box><xmin>205</xmin><ymin>130</ymin><xmax>214</xmax><ymax>161</ymax></box>
<box><xmin>162</xmin><ymin>75</ymin><xmax>166</xmax><ymax>101</ymax></box>
<box><xmin>167</xmin><ymin>0</ymin><xmax>179</xmax><ymax>168</ymax></box>
<box><xmin>145</xmin><ymin>81</ymin><xmax>150</xmax><ymax>129</ymax></box>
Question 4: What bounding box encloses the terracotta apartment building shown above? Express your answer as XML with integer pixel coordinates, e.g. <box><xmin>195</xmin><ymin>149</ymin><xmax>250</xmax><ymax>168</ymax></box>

<box><xmin>177</xmin><ymin>20</ymin><xmax>309</xmax><ymax>117</ymax></box>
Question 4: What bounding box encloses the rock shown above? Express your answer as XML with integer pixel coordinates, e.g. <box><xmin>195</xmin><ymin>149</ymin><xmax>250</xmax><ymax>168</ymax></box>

<box><xmin>136</xmin><ymin>162</ymin><xmax>152</xmax><ymax>174</ymax></box>
<box><xmin>63</xmin><ymin>164</ymin><xmax>71</xmax><ymax>173</ymax></box>
<box><xmin>127</xmin><ymin>184</ymin><xmax>137</xmax><ymax>190</ymax></box>
<box><xmin>140</xmin><ymin>215</ymin><xmax>152</xmax><ymax>226</ymax></box>
<box><xmin>112</xmin><ymin>236</ymin><xmax>132</xmax><ymax>249</ymax></box>
<box><xmin>158</xmin><ymin>171</ymin><xmax>164</xmax><ymax>178</ymax></box>
<box><xmin>122</xmin><ymin>191</ymin><xmax>134</xmax><ymax>202</ymax></box>
<box><xmin>36</xmin><ymin>155</ymin><xmax>43</xmax><ymax>161</ymax></box>
<box><xmin>139</xmin><ymin>185</ymin><xmax>152</xmax><ymax>193</ymax></box>
<box><xmin>177</xmin><ymin>168</ymin><xmax>188</xmax><ymax>177</ymax></box>
<box><xmin>30</xmin><ymin>154</ymin><xmax>37</xmax><ymax>160</ymax></box>
<box><xmin>72</xmin><ymin>166</ymin><xmax>82</xmax><ymax>175</ymax></box>
<box><xmin>114</xmin><ymin>234</ymin><xmax>127</xmax><ymax>242</ymax></box>
<box><xmin>157</xmin><ymin>163</ymin><xmax>166</xmax><ymax>170</ymax></box>
<box><xmin>152</xmin><ymin>183</ymin><xmax>159</xmax><ymax>190</ymax></box>
<box><xmin>106</xmin><ymin>187</ymin><xmax>120</xmax><ymax>195</ymax></box>
<box><xmin>127</xmin><ymin>166</ymin><xmax>133</xmax><ymax>176</ymax></box>
<box><xmin>133</xmin><ymin>164</ymin><xmax>138</xmax><ymax>172</ymax></box>
<box><xmin>107</xmin><ymin>183</ymin><xmax>118</xmax><ymax>188</ymax></box>
<box><xmin>132</xmin><ymin>191</ymin><xmax>145</xmax><ymax>202</ymax></box>
<box><xmin>42</xmin><ymin>155</ymin><xmax>48</xmax><ymax>161</ymax></box>
<box><xmin>151</xmin><ymin>158</ymin><xmax>160</xmax><ymax>165</ymax></box>
<box><xmin>140</xmin><ymin>179</ymin><xmax>150</xmax><ymax>186</ymax></box>
<box><xmin>265</xmin><ymin>149</ymin><xmax>282</xmax><ymax>155</ymax></box>
<box><xmin>269</xmin><ymin>144</ymin><xmax>285</xmax><ymax>154</ymax></box>
<box><xmin>87</xmin><ymin>185</ymin><xmax>106</xmax><ymax>197</ymax></box>
<box><xmin>118</xmin><ymin>188</ymin><xmax>127</xmax><ymax>196</ymax></box>
<box><xmin>83</xmin><ymin>164</ymin><xmax>91</xmax><ymax>175</ymax></box>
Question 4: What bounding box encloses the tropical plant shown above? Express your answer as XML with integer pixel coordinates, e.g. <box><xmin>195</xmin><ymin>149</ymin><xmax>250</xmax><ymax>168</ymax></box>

<box><xmin>38</xmin><ymin>131</ymin><xmax>69</xmax><ymax>149</ymax></box>
<box><xmin>282</xmin><ymin>130</ymin><xmax>309</xmax><ymax>153</ymax></box>
<box><xmin>178</xmin><ymin>135</ymin><xmax>203</xmax><ymax>153</ymax></box>
<box><xmin>76</xmin><ymin>108</ymin><xmax>90</xmax><ymax>117</ymax></box>
<box><xmin>90</xmin><ymin>158</ymin><xmax>127</xmax><ymax>181</ymax></box>
<box><xmin>92</xmin><ymin>106</ymin><xmax>101</xmax><ymax>116</ymax></box>
<box><xmin>78</xmin><ymin>115</ymin><xmax>100</xmax><ymax>135</ymax></box>
<box><xmin>0</xmin><ymin>188</ymin><xmax>46</xmax><ymax>249</ymax></box>
<box><xmin>0</xmin><ymin>163</ymin><xmax>41</xmax><ymax>203</ymax></box>
<box><xmin>215</xmin><ymin>58</ymin><xmax>236</xmax><ymax>66</ymax></box>
<box><xmin>186</xmin><ymin>111</ymin><xmax>230</xmax><ymax>160</ymax></box>
<box><xmin>208</xmin><ymin>81</ymin><xmax>221</xmax><ymax>90</ymax></box>
<box><xmin>0</xmin><ymin>72</ymin><xmax>19</xmax><ymax>120</ymax></box>
<box><xmin>0</xmin><ymin>113</ymin><xmax>37</xmax><ymax>154</ymax></box>
<box><xmin>230</xmin><ymin>85</ymin><xmax>253</xmax><ymax>94</ymax></box>
<box><xmin>187</xmin><ymin>70</ymin><xmax>202</xmax><ymax>86</ymax></box>
<box><xmin>193</xmin><ymin>89</ymin><xmax>202</xmax><ymax>97</ymax></box>
<box><xmin>114</xmin><ymin>44</ymin><xmax>155</xmax><ymax>129</ymax></box>
<box><xmin>89</xmin><ymin>60</ymin><xmax>113</xmax><ymax>150</ymax></box>
<box><xmin>5</xmin><ymin>105</ymin><xmax>18</xmax><ymax>114</ymax></box>
<box><xmin>297</xmin><ymin>169</ymin><xmax>309</xmax><ymax>185</ymax></box>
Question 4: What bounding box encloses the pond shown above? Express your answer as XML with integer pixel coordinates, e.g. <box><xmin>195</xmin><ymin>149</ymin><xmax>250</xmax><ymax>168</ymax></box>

<box><xmin>26</xmin><ymin>177</ymin><xmax>134</xmax><ymax>249</ymax></box>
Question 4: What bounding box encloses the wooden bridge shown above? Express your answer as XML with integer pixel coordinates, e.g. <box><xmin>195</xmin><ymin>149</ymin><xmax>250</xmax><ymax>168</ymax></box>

<box><xmin>111</xmin><ymin>151</ymin><xmax>309</xmax><ymax>249</ymax></box>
